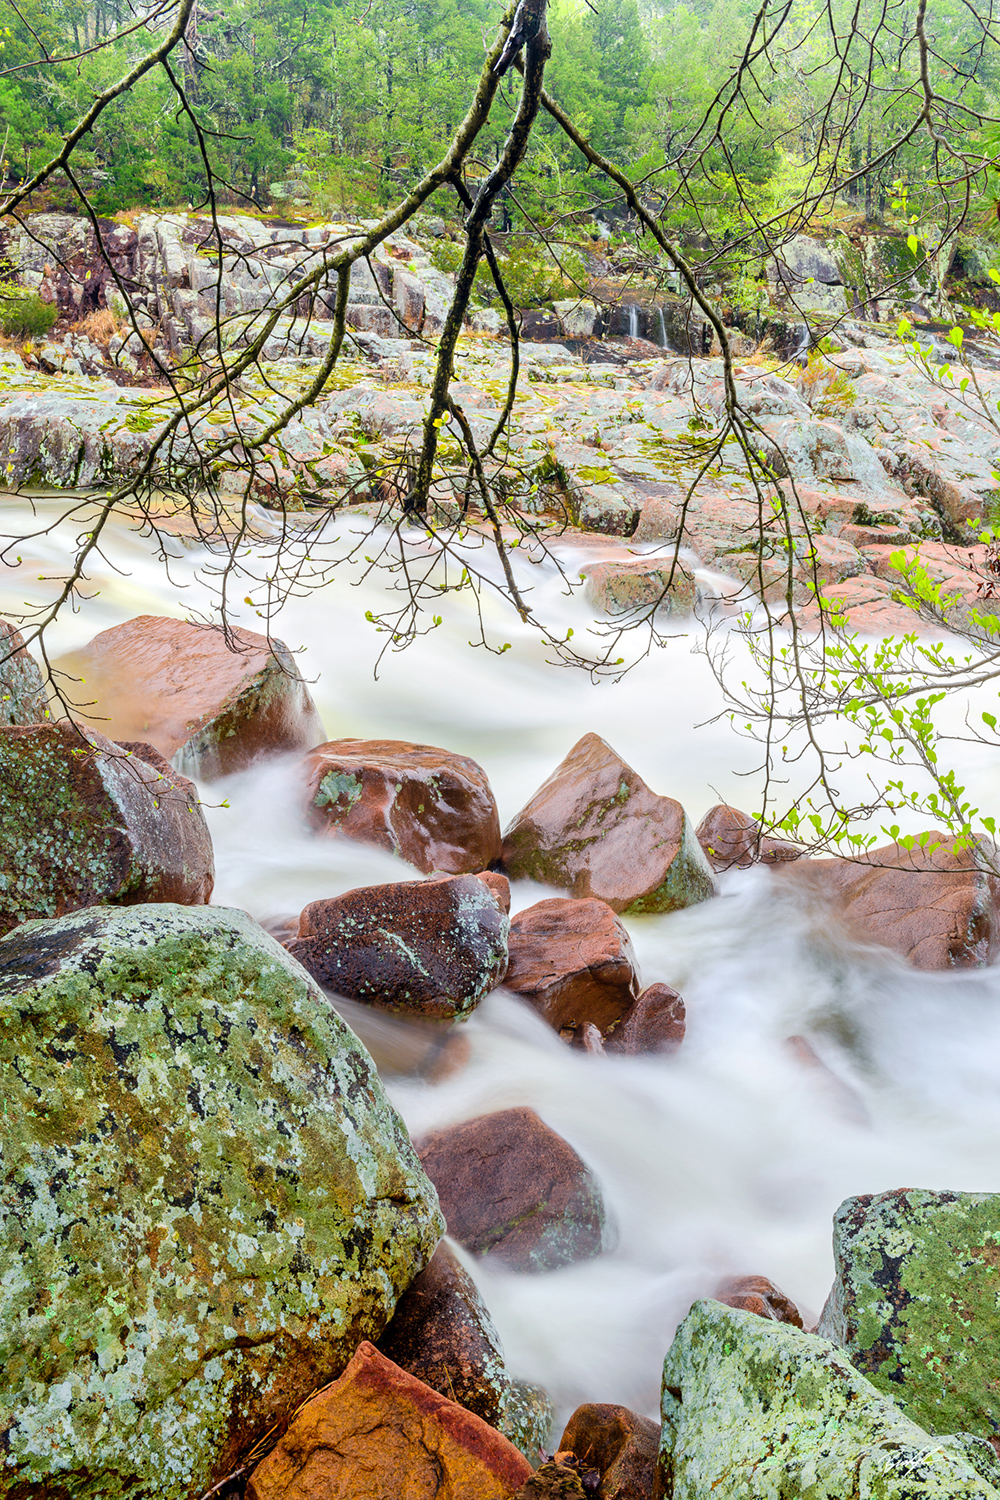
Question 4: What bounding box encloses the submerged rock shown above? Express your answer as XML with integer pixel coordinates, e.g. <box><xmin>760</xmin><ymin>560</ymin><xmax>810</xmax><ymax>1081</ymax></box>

<box><xmin>54</xmin><ymin>614</ymin><xmax>324</xmax><ymax>780</ymax></box>
<box><xmin>604</xmin><ymin>981</ymin><xmax>686</xmax><ymax>1055</ymax></box>
<box><xmin>0</xmin><ymin>904</ymin><xmax>443</xmax><ymax>1500</ymax></box>
<box><xmin>501</xmin><ymin>733</ymin><xmax>716</xmax><ymax>914</ymax></box>
<box><xmin>246</xmin><ymin>1341</ymin><xmax>531</xmax><ymax>1500</ymax></box>
<box><xmin>660</xmin><ymin>1300</ymin><xmax>999</xmax><ymax>1498</ymax></box>
<box><xmin>416</xmin><ymin>1107</ymin><xmax>608</xmax><ymax>1273</ymax></box>
<box><xmin>558</xmin><ymin>1403</ymin><xmax>659</xmax><ymax>1500</ymax></box>
<box><xmin>0</xmin><ymin>619</ymin><xmax>48</xmax><ymax>725</ymax></box>
<box><xmin>288</xmin><ymin>873</ymin><xmax>509</xmax><ymax>1021</ymax></box>
<box><xmin>778</xmin><ymin>834</ymin><xmax>1000</xmax><ymax>968</ymax></box>
<box><xmin>304</xmin><ymin>737</ymin><xmax>502</xmax><ymax>874</ymax></box>
<box><xmin>817</xmin><ymin>1189</ymin><xmax>1000</xmax><ymax>1442</ymax></box>
<box><xmin>376</xmin><ymin>1241</ymin><xmax>510</xmax><ymax>1429</ymax></box>
<box><xmin>504</xmin><ymin>896</ymin><xmax>640</xmax><ymax>1037</ymax></box>
<box><xmin>0</xmin><ymin>723</ymin><xmax>213</xmax><ymax>935</ymax></box>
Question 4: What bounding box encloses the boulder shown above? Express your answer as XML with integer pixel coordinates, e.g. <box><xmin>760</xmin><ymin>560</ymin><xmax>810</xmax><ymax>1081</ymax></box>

<box><xmin>304</xmin><ymin>738</ymin><xmax>501</xmax><ymax>874</ymax></box>
<box><xmin>558</xmin><ymin>1403</ymin><xmax>659</xmax><ymax>1500</ymax></box>
<box><xmin>817</xmin><ymin>1190</ymin><xmax>1000</xmax><ymax>1442</ymax></box>
<box><xmin>580</xmin><ymin>556</ymin><xmax>696</xmax><ymax>617</ymax></box>
<box><xmin>54</xmin><ymin>615</ymin><xmax>325</xmax><ymax>780</ymax></box>
<box><xmin>376</xmin><ymin>1241</ymin><xmax>510</xmax><ymax>1429</ymax></box>
<box><xmin>287</xmin><ymin>874</ymin><xmax>509</xmax><ymax>1021</ymax></box>
<box><xmin>0</xmin><ymin>619</ymin><xmax>48</xmax><ymax>725</ymax></box>
<box><xmin>501</xmin><ymin>733</ymin><xmax>716</xmax><ymax>915</ymax></box>
<box><xmin>246</xmin><ymin>1341</ymin><xmax>531</xmax><ymax>1500</ymax></box>
<box><xmin>660</xmin><ymin>1300</ymin><xmax>999</xmax><ymax>1499</ymax></box>
<box><xmin>514</xmin><ymin>1459</ymin><xmax>589</xmax><ymax>1498</ymax></box>
<box><xmin>695</xmin><ymin>802</ymin><xmax>801</xmax><ymax>870</ymax></box>
<box><xmin>604</xmin><ymin>983</ymin><xmax>686</xmax><ymax>1055</ymax></box>
<box><xmin>0</xmin><ymin>723</ymin><xmax>214</xmax><ymax>936</ymax></box>
<box><xmin>778</xmin><ymin>834</ymin><xmax>1000</xmax><ymax>968</ymax></box>
<box><xmin>504</xmin><ymin>897</ymin><xmax>640</xmax><ymax>1037</ymax></box>
<box><xmin>416</xmin><ymin>1107</ymin><xmax>608</xmax><ymax>1273</ymax></box>
<box><xmin>714</xmin><ymin>1274</ymin><xmax>804</xmax><ymax>1326</ymax></box>
<box><xmin>0</xmin><ymin>904</ymin><xmax>442</xmax><ymax>1500</ymax></box>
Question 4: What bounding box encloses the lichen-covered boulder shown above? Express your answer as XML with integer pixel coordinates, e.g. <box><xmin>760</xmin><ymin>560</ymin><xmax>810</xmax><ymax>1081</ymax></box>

<box><xmin>0</xmin><ymin>619</ymin><xmax>48</xmax><ymax>725</ymax></box>
<box><xmin>288</xmin><ymin>874</ymin><xmax>509</xmax><ymax>1022</ymax></box>
<box><xmin>304</xmin><ymin>738</ymin><xmax>502</xmax><ymax>875</ymax></box>
<box><xmin>660</xmin><ymin>1300</ymin><xmax>999</xmax><ymax>1498</ymax></box>
<box><xmin>54</xmin><ymin>615</ymin><xmax>325</xmax><ymax>780</ymax></box>
<box><xmin>415</xmin><ymin>1107</ymin><xmax>608</xmax><ymax>1273</ymax></box>
<box><xmin>0</xmin><ymin>723</ymin><xmax>214</xmax><ymax>936</ymax></box>
<box><xmin>501</xmin><ymin>733</ymin><xmax>716</xmax><ymax>915</ymax></box>
<box><xmin>580</xmin><ymin>556</ymin><xmax>696</xmax><ymax>617</ymax></box>
<box><xmin>0</xmin><ymin>904</ymin><xmax>443</xmax><ymax>1500</ymax></box>
<box><xmin>817</xmin><ymin>1190</ymin><xmax>1000</xmax><ymax>1442</ymax></box>
<box><xmin>246</xmin><ymin>1341</ymin><xmax>531</xmax><ymax>1500</ymax></box>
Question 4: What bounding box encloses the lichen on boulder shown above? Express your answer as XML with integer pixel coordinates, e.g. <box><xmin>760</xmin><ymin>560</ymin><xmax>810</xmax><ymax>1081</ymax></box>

<box><xmin>0</xmin><ymin>618</ymin><xmax>48</xmax><ymax>726</ymax></box>
<box><xmin>659</xmin><ymin>1299</ymin><xmax>999</xmax><ymax>1498</ymax></box>
<box><xmin>0</xmin><ymin>903</ymin><xmax>443</xmax><ymax>1500</ymax></box>
<box><xmin>817</xmin><ymin>1189</ymin><xmax>1000</xmax><ymax>1442</ymax></box>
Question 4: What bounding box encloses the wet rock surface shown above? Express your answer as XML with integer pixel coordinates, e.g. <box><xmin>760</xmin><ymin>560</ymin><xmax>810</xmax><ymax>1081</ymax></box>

<box><xmin>376</xmin><ymin>1241</ymin><xmax>511</xmax><ymax>1429</ymax></box>
<box><xmin>501</xmin><ymin>733</ymin><xmax>716</xmax><ymax>914</ymax></box>
<box><xmin>660</xmin><ymin>1300</ymin><xmax>999</xmax><ymax>1498</ymax></box>
<box><xmin>304</xmin><ymin>737</ymin><xmax>502</xmax><ymax>874</ymax></box>
<box><xmin>817</xmin><ymin>1189</ymin><xmax>1000</xmax><ymax>1442</ymax></box>
<box><xmin>695</xmin><ymin>802</ymin><xmax>802</xmax><ymax>871</ymax></box>
<box><xmin>558</xmin><ymin>1403</ymin><xmax>659</xmax><ymax>1500</ymax></box>
<box><xmin>604</xmin><ymin>983</ymin><xmax>686</xmax><ymax>1055</ymax></box>
<box><xmin>246</xmin><ymin>1341</ymin><xmax>531</xmax><ymax>1500</ymax></box>
<box><xmin>778</xmin><ymin>834</ymin><xmax>1000</xmax><ymax>968</ymax></box>
<box><xmin>714</xmin><ymin>1273</ymin><xmax>804</xmax><ymax>1326</ymax></box>
<box><xmin>0</xmin><ymin>722</ymin><xmax>214</xmax><ymax>935</ymax></box>
<box><xmin>504</xmin><ymin>896</ymin><xmax>640</xmax><ymax>1036</ymax></box>
<box><xmin>580</xmin><ymin>555</ymin><xmax>696</xmax><ymax>616</ymax></box>
<box><xmin>55</xmin><ymin>614</ymin><xmax>325</xmax><ymax>780</ymax></box>
<box><xmin>415</xmin><ymin>1106</ymin><xmax>608</xmax><ymax>1273</ymax></box>
<box><xmin>0</xmin><ymin>618</ymin><xmax>48</xmax><ymax>726</ymax></box>
<box><xmin>287</xmin><ymin>873</ymin><xmax>509</xmax><ymax>1021</ymax></box>
<box><xmin>0</xmin><ymin>904</ymin><xmax>443</xmax><ymax>1500</ymax></box>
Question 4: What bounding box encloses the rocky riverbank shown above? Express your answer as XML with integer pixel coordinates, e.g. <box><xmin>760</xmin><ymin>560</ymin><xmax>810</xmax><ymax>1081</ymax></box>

<box><xmin>4</xmin><ymin>607</ymin><xmax>1000</xmax><ymax>1496</ymax></box>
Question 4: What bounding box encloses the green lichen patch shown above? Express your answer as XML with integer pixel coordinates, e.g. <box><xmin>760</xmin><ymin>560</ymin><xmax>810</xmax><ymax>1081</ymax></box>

<box><xmin>0</xmin><ymin>903</ymin><xmax>443</xmax><ymax>1500</ymax></box>
<box><xmin>660</xmin><ymin>1300</ymin><xmax>999</xmax><ymax>1498</ymax></box>
<box><xmin>817</xmin><ymin>1189</ymin><xmax>1000</xmax><ymax>1441</ymax></box>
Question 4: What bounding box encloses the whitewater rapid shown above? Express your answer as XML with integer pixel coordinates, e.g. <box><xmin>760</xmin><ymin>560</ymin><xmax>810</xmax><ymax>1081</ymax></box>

<box><xmin>5</xmin><ymin>495</ymin><xmax>1000</xmax><ymax>1434</ymax></box>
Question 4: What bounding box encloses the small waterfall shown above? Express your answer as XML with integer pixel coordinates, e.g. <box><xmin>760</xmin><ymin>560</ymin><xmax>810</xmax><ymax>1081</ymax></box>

<box><xmin>627</xmin><ymin>304</ymin><xmax>640</xmax><ymax>339</ymax></box>
<box><xmin>657</xmin><ymin>306</ymin><xmax>668</xmax><ymax>348</ymax></box>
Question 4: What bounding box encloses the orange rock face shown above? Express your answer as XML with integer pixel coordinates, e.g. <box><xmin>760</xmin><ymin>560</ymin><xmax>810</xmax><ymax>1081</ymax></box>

<box><xmin>54</xmin><ymin>615</ymin><xmax>324</xmax><ymax>780</ymax></box>
<box><xmin>505</xmin><ymin>897</ymin><xmax>640</xmax><ymax>1036</ymax></box>
<box><xmin>714</xmin><ymin>1274</ymin><xmax>804</xmax><ymax>1327</ymax></box>
<box><xmin>501</xmin><ymin>733</ymin><xmax>716</xmax><ymax>914</ymax></box>
<box><xmin>304</xmin><ymin>738</ymin><xmax>502</xmax><ymax>874</ymax></box>
<box><xmin>246</xmin><ymin>1341</ymin><xmax>531</xmax><ymax>1500</ymax></box>
<box><xmin>778</xmin><ymin>834</ymin><xmax>1000</xmax><ymax>968</ymax></box>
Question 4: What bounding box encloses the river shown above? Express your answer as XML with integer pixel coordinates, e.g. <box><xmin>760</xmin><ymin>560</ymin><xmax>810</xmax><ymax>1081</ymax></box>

<box><xmin>5</xmin><ymin>493</ymin><xmax>1000</xmax><ymax>1435</ymax></box>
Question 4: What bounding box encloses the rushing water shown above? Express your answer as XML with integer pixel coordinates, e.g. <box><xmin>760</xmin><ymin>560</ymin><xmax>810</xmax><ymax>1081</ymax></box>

<box><xmin>6</xmin><ymin>495</ymin><xmax>1000</xmax><ymax>1436</ymax></box>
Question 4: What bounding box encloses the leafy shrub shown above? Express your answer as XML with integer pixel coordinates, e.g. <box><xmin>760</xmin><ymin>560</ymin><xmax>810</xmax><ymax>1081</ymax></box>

<box><xmin>430</xmin><ymin>239</ymin><xmax>588</xmax><ymax>309</ymax></box>
<box><xmin>0</xmin><ymin>285</ymin><xmax>57</xmax><ymax>339</ymax></box>
<box><xmin>798</xmin><ymin>349</ymin><xmax>857</xmax><ymax>415</ymax></box>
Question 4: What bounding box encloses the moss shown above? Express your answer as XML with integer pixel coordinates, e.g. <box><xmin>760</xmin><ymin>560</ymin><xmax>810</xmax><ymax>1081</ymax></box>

<box><xmin>0</xmin><ymin>904</ymin><xmax>443</xmax><ymax>1500</ymax></box>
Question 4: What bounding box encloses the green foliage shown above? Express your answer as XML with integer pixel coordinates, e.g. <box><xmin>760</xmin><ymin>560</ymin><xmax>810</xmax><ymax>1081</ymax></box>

<box><xmin>0</xmin><ymin>285</ymin><xmax>56</xmax><ymax>338</ymax></box>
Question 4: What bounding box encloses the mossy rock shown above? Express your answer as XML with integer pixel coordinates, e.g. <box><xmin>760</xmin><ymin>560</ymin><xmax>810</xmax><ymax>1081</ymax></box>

<box><xmin>817</xmin><ymin>1189</ymin><xmax>1000</xmax><ymax>1441</ymax></box>
<box><xmin>0</xmin><ymin>904</ymin><xmax>443</xmax><ymax>1499</ymax></box>
<box><xmin>660</xmin><ymin>1299</ymin><xmax>999</xmax><ymax>1498</ymax></box>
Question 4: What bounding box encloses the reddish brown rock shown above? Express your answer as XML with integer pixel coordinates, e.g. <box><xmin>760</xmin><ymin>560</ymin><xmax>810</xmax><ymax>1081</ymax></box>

<box><xmin>501</xmin><ymin>734</ymin><xmax>716</xmax><ymax>914</ymax></box>
<box><xmin>696</xmin><ymin>802</ymin><xmax>801</xmax><ymax>871</ymax></box>
<box><xmin>305</xmin><ymin>738</ymin><xmax>502</xmax><ymax>874</ymax></box>
<box><xmin>0</xmin><ymin>722</ymin><xmax>214</xmax><ymax>935</ymax></box>
<box><xmin>54</xmin><ymin>614</ymin><xmax>324</xmax><ymax>780</ymax></box>
<box><xmin>0</xmin><ymin>619</ymin><xmax>48</xmax><ymax>726</ymax></box>
<box><xmin>580</xmin><ymin>556</ymin><xmax>696</xmax><ymax>617</ymax></box>
<box><xmin>778</xmin><ymin>834</ymin><xmax>1000</xmax><ymax>968</ymax></box>
<box><xmin>604</xmin><ymin>983</ymin><xmax>686</xmax><ymax>1055</ymax></box>
<box><xmin>287</xmin><ymin>873</ymin><xmax>509</xmax><ymax>1021</ymax></box>
<box><xmin>558</xmin><ymin>1403</ymin><xmax>660</xmax><ymax>1500</ymax></box>
<box><xmin>714</xmin><ymin>1274</ymin><xmax>804</xmax><ymax>1327</ymax></box>
<box><xmin>415</xmin><ymin>1107</ymin><xmax>608</xmax><ymax>1273</ymax></box>
<box><xmin>505</xmin><ymin>897</ymin><xmax>640</xmax><ymax>1036</ymax></box>
<box><xmin>246</xmin><ymin>1341</ymin><xmax>531</xmax><ymax>1500</ymax></box>
<box><xmin>477</xmin><ymin>870</ymin><xmax>512</xmax><ymax>913</ymax></box>
<box><xmin>376</xmin><ymin>1241</ymin><xmax>510</xmax><ymax>1427</ymax></box>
